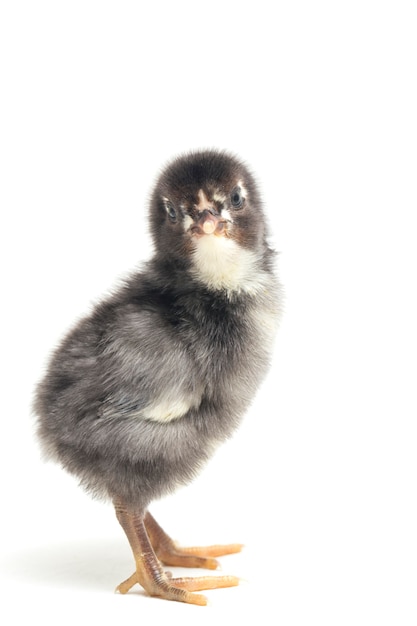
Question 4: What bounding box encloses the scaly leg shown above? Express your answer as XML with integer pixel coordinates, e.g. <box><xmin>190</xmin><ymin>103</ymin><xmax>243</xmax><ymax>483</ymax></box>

<box><xmin>145</xmin><ymin>511</ymin><xmax>243</xmax><ymax>570</ymax></box>
<box><xmin>114</xmin><ymin>500</ymin><xmax>239</xmax><ymax>605</ymax></box>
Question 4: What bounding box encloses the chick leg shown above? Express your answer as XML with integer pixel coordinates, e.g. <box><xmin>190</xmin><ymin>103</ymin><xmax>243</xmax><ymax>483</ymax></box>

<box><xmin>145</xmin><ymin>511</ymin><xmax>243</xmax><ymax>569</ymax></box>
<box><xmin>114</xmin><ymin>501</ymin><xmax>238</xmax><ymax>605</ymax></box>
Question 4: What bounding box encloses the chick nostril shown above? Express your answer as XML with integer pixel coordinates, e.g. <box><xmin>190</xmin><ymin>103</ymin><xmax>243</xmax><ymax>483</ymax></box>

<box><xmin>200</xmin><ymin>208</ymin><xmax>217</xmax><ymax>217</ymax></box>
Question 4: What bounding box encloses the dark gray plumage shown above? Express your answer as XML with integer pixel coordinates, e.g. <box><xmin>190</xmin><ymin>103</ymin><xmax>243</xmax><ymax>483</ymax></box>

<box><xmin>34</xmin><ymin>149</ymin><xmax>281</xmax><ymax>605</ymax></box>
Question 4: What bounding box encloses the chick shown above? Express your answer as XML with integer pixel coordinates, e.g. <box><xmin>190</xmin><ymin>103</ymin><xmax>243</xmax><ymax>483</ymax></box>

<box><xmin>34</xmin><ymin>150</ymin><xmax>281</xmax><ymax>605</ymax></box>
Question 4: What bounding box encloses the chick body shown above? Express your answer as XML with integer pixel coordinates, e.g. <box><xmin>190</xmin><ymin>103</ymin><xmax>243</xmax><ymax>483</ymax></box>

<box><xmin>34</xmin><ymin>150</ymin><xmax>281</xmax><ymax>603</ymax></box>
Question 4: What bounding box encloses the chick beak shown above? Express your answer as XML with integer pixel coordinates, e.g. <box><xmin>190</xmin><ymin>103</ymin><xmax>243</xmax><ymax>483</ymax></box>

<box><xmin>192</xmin><ymin>209</ymin><xmax>227</xmax><ymax>237</ymax></box>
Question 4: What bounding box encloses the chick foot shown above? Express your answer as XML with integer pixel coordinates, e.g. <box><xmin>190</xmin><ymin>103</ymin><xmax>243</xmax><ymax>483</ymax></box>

<box><xmin>145</xmin><ymin>511</ymin><xmax>243</xmax><ymax>569</ymax></box>
<box><xmin>117</xmin><ymin>570</ymin><xmax>239</xmax><ymax>601</ymax></box>
<box><xmin>114</xmin><ymin>501</ymin><xmax>239</xmax><ymax>605</ymax></box>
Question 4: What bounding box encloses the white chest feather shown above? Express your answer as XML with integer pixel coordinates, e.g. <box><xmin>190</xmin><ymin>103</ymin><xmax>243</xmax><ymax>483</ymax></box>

<box><xmin>191</xmin><ymin>235</ymin><xmax>268</xmax><ymax>296</ymax></box>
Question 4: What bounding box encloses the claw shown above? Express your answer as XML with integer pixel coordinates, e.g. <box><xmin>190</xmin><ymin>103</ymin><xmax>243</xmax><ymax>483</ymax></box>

<box><xmin>114</xmin><ymin>502</ymin><xmax>241</xmax><ymax>605</ymax></box>
<box><xmin>145</xmin><ymin>512</ymin><xmax>243</xmax><ymax>569</ymax></box>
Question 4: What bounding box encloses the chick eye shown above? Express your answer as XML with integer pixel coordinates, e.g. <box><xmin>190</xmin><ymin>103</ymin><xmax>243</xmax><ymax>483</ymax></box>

<box><xmin>231</xmin><ymin>187</ymin><xmax>244</xmax><ymax>209</ymax></box>
<box><xmin>165</xmin><ymin>201</ymin><xmax>177</xmax><ymax>221</ymax></box>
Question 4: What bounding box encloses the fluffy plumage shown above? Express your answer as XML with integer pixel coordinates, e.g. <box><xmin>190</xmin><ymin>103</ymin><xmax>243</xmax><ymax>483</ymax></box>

<box><xmin>34</xmin><ymin>149</ymin><xmax>281</xmax><ymax>604</ymax></box>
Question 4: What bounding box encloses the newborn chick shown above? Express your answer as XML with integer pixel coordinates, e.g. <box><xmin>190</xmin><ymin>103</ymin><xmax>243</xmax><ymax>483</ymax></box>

<box><xmin>34</xmin><ymin>149</ymin><xmax>281</xmax><ymax>605</ymax></box>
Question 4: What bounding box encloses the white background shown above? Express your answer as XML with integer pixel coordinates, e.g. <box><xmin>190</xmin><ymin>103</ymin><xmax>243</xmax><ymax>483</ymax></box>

<box><xmin>1</xmin><ymin>1</ymin><xmax>416</xmax><ymax>624</ymax></box>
